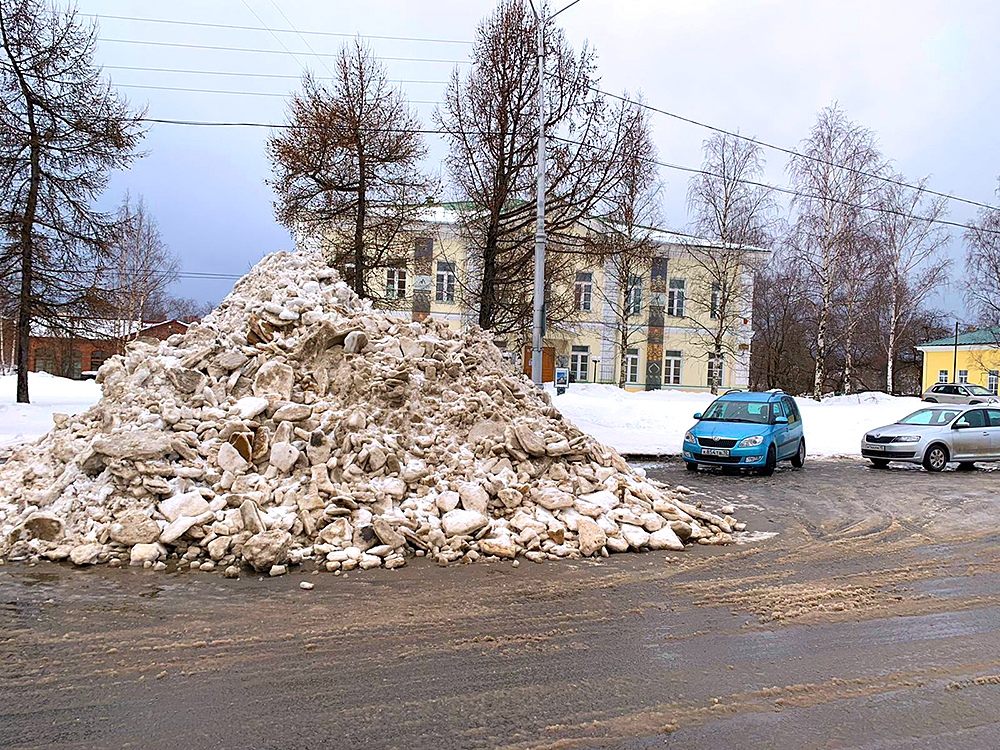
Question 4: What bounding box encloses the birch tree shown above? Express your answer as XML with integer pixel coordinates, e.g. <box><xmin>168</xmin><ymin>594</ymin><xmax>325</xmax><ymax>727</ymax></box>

<box><xmin>685</xmin><ymin>133</ymin><xmax>776</xmax><ymax>394</ymax></box>
<box><xmin>874</xmin><ymin>177</ymin><xmax>950</xmax><ymax>392</ymax></box>
<box><xmin>788</xmin><ymin>104</ymin><xmax>886</xmax><ymax>400</ymax></box>
<box><xmin>964</xmin><ymin>179</ymin><xmax>1000</xmax><ymax>336</ymax></box>
<box><xmin>268</xmin><ymin>41</ymin><xmax>432</xmax><ymax>305</ymax></box>
<box><xmin>0</xmin><ymin>0</ymin><xmax>145</xmax><ymax>402</ymax></box>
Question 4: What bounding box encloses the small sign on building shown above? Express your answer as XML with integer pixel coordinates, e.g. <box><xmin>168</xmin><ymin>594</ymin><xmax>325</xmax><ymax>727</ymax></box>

<box><xmin>555</xmin><ymin>367</ymin><xmax>569</xmax><ymax>396</ymax></box>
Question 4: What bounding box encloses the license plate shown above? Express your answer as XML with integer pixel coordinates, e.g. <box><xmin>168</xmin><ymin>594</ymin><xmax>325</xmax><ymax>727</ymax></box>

<box><xmin>702</xmin><ymin>448</ymin><xmax>730</xmax><ymax>457</ymax></box>
<box><xmin>867</xmin><ymin>445</ymin><xmax>884</xmax><ymax>451</ymax></box>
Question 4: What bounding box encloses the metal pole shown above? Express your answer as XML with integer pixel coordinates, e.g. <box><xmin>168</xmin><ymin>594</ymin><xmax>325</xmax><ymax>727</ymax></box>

<box><xmin>530</xmin><ymin>5</ymin><xmax>546</xmax><ymax>385</ymax></box>
<box><xmin>953</xmin><ymin>320</ymin><xmax>959</xmax><ymax>382</ymax></box>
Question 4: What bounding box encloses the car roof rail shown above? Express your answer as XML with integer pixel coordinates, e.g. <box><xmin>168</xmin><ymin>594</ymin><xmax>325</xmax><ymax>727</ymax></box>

<box><xmin>722</xmin><ymin>388</ymin><xmax>744</xmax><ymax>395</ymax></box>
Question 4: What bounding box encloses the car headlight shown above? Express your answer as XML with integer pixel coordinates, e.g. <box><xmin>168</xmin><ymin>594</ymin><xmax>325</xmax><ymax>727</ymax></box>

<box><xmin>893</xmin><ymin>435</ymin><xmax>920</xmax><ymax>443</ymax></box>
<box><xmin>738</xmin><ymin>435</ymin><xmax>764</xmax><ymax>448</ymax></box>
<box><xmin>684</xmin><ymin>430</ymin><xmax>695</xmax><ymax>443</ymax></box>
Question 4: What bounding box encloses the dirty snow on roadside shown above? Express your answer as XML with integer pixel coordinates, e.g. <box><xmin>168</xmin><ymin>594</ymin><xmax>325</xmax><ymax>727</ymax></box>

<box><xmin>550</xmin><ymin>384</ymin><xmax>924</xmax><ymax>457</ymax></box>
<box><xmin>0</xmin><ymin>372</ymin><xmax>102</xmax><ymax>448</ymax></box>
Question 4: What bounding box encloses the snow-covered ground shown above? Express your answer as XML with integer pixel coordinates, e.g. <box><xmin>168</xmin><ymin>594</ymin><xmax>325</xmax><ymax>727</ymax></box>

<box><xmin>550</xmin><ymin>384</ymin><xmax>925</xmax><ymax>457</ymax></box>
<box><xmin>0</xmin><ymin>372</ymin><xmax>101</xmax><ymax>448</ymax></box>
<box><xmin>0</xmin><ymin>372</ymin><xmax>924</xmax><ymax>458</ymax></box>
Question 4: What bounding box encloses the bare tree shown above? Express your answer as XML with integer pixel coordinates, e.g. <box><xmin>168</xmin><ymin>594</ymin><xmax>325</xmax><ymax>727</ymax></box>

<box><xmin>0</xmin><ymin>0</ymin><xmax>145</xmax><ymax>402</ymax></box>
<box><xmin>685</xmin><ymin>133</ymin><xmax>776</xmax><ymax>394</ymax></box>
<box><xmin>435</xmin><ymin>0</ymin><xmax>642</xmax><ymax>337</ymax></box>
<box><xmin>588</xmin><ymin>100</ymin><xmax>660</xmax><ymax>388</ymax></box>
<box><xmin>268</xmin><ymin>41</ymin><xmax>431</xmax><ymax>304</ymax></box>
<box><xmin>103</xmin><ymin>194</ymin><xmax>179</xmax><ymax>347</ymax></box>
<box><xmin>965</xmin><ymin>179</ymin><xmax>1000</xmax><ymax>335</ymax></box>
<box><xmin>788</xmin><ymin>104</ymin><xmax>886</xmax><ymax>399</ymax></box>
<box><xmin>873</xmin><ymin>177</ymin><xmax>950</xmax><ymax>392</ymax></box>
<box><xmin>142</xmin><ymin>295</ymin><xmax>212</xmax><ymax>323</ymax></box>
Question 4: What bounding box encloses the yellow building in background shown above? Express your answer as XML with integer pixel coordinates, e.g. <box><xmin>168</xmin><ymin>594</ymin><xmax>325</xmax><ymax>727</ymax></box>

<box><xmin>916</xmin><ymin>329</ymin><xmax>1000</xmax><ymax>394</ymax></box>
<box><xmin>299</xmin><ymin>204</ymin><xmax>768</xmax><ymax>392</ymax></box>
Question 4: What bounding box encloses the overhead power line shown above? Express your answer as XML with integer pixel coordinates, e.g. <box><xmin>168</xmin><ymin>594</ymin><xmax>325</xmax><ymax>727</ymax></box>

<box><xmin>82</xmin><ymin>13</ymin><xmax>473</xmax><ymax>45</ymax></box>
<box><xmin>117</xmin><ymin>83</ymin><xmax>440</xmax><ymax>103</ymax></box>
<box><xmin>567</xmin><ymin>76</ymin><xmax>1000</xmax><ymax>213</ymax></box>
<box><xmin>98</xmin><ymin>37</ymin><xmax>470</xmax><ymax>64</ymax></box>
<box><xmin>103</xmin><ymin>65</ymin><xmax>448</xmax><ymax>84</ymax></box>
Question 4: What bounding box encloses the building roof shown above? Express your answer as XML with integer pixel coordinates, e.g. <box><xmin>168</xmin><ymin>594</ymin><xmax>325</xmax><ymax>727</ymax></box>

<box><xmin>917</xmin><ymin>328</ymin><xmax>1000</xmax><ymax>348</ymax></box>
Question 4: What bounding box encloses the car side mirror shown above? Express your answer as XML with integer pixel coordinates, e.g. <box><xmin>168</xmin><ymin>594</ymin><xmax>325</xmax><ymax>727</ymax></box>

<box><xmin>952</xmin><ymin>422</ymin><xmax>966</xmax><ymax>430</ymax></box>
<box><xmin>693</xmin><ymin>413</ymin><xmax>702</xmax><ymax>420</ymax></box>
<box><xmin>775</xmin><ymin>416</ymin><xmax>788</xmax><ymax>424</ymax></box>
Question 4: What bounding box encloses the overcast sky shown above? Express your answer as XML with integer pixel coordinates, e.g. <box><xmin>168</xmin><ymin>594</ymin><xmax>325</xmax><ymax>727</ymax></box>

<box><xmin>79</xmin><ymin>0</ymin><xmax>1000</xmax><ymax>316</ymax></box>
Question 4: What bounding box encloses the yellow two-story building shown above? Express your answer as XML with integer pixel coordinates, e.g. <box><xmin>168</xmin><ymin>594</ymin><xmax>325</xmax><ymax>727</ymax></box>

<box><xmin>299</xmin><ymin>204</ymin><xmax>768</xmax><ymax>392</ymax></box>
<box><xmin>916</xmin><ymin>329</ymin><xmax>1000</xmax><ymax>394</ymax></box>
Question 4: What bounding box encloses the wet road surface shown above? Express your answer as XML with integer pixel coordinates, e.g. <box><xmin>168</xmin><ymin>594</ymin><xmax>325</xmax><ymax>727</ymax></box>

<box><xmin>3</xmin><ymin>458</ymin><xmax>1000</xmax><ymax>749</ymax></box>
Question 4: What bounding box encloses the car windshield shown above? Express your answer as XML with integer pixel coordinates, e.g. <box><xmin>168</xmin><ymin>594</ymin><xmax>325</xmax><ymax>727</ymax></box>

<box><xmin>897</xmin><ymin>408</ymin><xmax>962</xmax><ymax>425</ymax></box>
<box><xmin>967</xmin><ymin>385</ymin><xmax>994</xmax><ymax>396</ymax></box>
<box><xmin>700</xmin><ymin>400</ymin><xmax>773</xmax><ymax>424</ymax></box>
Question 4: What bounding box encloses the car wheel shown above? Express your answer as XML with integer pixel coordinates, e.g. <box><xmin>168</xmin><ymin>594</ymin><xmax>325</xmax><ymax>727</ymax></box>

<box><xmin>958</xmin><ymin>462</ymin><xmax>977</xmax><ymax>471</ymax></box>
<box><xmin>922</xmin><ymin>444</ymin><xmax>949</xmax><ymax>472</ymax></box>
<box><xmin>791</xmin><ymin>439</ymin><xmax>806</xmax><ymax>468</ymax></box>
<box><xmin>685</xmin><ymin>461</ymin><xmax>699</xmax><ymax>472</ymax></box>
<box><xmin>758</xmin><ymin>445</ymin><xmax>777</xmax><ymax>476</ymax></box>
<box><xmin>869</xmin><ymin>458</ymin><xmax>889</xmax><ymax>469</ymax></box>
<box><xmin>923</xmin><ymin>397</ymin><xmax>937</xmax><ymax>403</ymax></box>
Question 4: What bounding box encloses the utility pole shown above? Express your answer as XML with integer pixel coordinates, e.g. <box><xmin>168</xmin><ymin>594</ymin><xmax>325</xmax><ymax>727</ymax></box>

<box><xmin>952</xmin><ymin>320</ymin><xmax>959</xmax><ymax>381</ymax></box>
<box><xmin>530</xmin><ymin>1</ymin><xmax>546</xmax><ymax>385</ymax></box>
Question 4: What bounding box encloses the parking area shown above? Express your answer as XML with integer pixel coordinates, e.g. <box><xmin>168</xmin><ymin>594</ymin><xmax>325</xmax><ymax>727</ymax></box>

<box><xmin>3</xmin><ymin>457</ymin><xmax>1000</xmax><ymax>749</ymax></box>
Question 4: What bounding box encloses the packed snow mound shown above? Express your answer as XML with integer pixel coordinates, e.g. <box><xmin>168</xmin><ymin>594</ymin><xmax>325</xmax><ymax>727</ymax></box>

<box><xmin>0</xmin><ymin>249</ymin><xmax>741</xmax><ymax>576</ymax></box>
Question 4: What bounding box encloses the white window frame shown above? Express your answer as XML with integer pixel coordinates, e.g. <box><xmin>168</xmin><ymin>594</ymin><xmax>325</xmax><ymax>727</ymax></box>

<box><xmin>990</xmin><ymin>370</ymin><xmax>999</xmax><ymax>395</ymax></box>
<box><xmin>708</xmin><ymin>353</ymin><xmax>725</xmax><ymax>389</ymax></box>
<box><xmin>938</xmin><ymin>369</ymin><xmax>948</xmax><ymax>383</ymax></box>
<box><xmin>570</xmin><ymin>345</ymin><xmax>590</xmax><ymax>382</ymax></box>
<box><xmin>667</xmin><ymin>278</ymin><xmax>685</xmax><ymax>317</ymax></box>
<box><xmin>625</xmin><ymin>348</ymin><xmax>639</xmax><ymax>384</ymax></box>
<box><xmin>627</xmin><ymin>275</ymin><xmax>642</xmax><ymax>317</ymax></box>
<box><xmin>664</xmin><ymin>350</ymin><xmax>682</xmax><ymax>386</ymax></box>
<box><xmin>575</xmin><ymin>273</ymin><xmax>593</xmax><ymax>312</ymax></box>
<box><xmin>435</xmin><ymin>261</ymin><xmax>456</xmax><ymax>303</ymax></box>
<box><xmin>386</xmin><ymin>267</ymin><xmax>406</xmax><ymax>299</ymax></box>
<box><xmin>958</xmin><ymin>369</ymin><xmax>969</xmax><ymax>384</ymax></box>
<box><xmin>710</xmin><ymin>282</ymin><xmax>721</xmax><ymax>319</ymax></box>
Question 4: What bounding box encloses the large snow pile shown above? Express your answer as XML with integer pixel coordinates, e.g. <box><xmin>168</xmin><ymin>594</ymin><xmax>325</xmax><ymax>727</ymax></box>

<box><xmin>0</xmin><ymin>372</ymin><xmax>102</xmax><ymax>448</ymax></box>
<box><xmin>0</xmin><ymin>250</ymin><xmax>741</xmax><ymax>576</ymax></box>
<box><xmin>552</xmin><ymin>384</ymin><xmax>924</xmax><ymax>457</ymax></box>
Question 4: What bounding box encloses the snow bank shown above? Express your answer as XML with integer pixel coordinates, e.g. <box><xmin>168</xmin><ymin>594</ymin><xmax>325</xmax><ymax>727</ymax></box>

<box><xmin>550</xmin><ymin>384</ymin><xmax>924</xmax><ymax>457</ymax></box>
<box><xmin>0</xmin><ymin>372</ymin><xmax>101</xmax><ymax>448</ymax></box>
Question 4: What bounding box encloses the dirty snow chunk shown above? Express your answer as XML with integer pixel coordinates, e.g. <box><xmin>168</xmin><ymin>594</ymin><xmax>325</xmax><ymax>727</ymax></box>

<box><xmin>159</xmin><ymin>491</ymin><xmax>210</xmax><ymax>523</ymax></box>
<box><xmin>621</xmin><ymin>524</ymin><xmax>650</xmax><ymax>550</ymax></box>
<box><xmin>235</xmin><ymin>396</ymin><xmax>269</xmax><ymax>419</ymax></box>
<box><xmin>648</xmin><ymin>525</ymin><xmax>684</xmax><ymax>551</ymax></box>
<box><xmin>92</xmin><ymin>430</ymin><xmax>173</xmax><ymax>460</ymax></box>
<box><xmin>159</xmin><ymin>514</ymin><xmax>202</xmax><ymax>544</ymax></box>
<box><xmin>441</xmin><ymin>509</ymin><xmax>489</xmax><ymax>536</ymax></box>
<box><xmin>458</xmin><ymin>482</ymin><xmax>489</xmax><ymax>514</ymax></box>
<box><xmin>242</xmin><ymin>530</ymin><xmax>291</xmax><ymax>572</ymax></box>
<box><xmin>577</xmin><ymin>518</ymin><xmax>607</xmax><ymax>556</ymax></box>
<box><xmin>130</xmin><ymin>543</ymin><xmax>165</xmax><ymax>565</ymax></box>
<box><xmin>269</xmin><ymin>442</ymin><xmax>300</xmax><ymax>472</ymax></box>
<box><xmin>218</xmin><ymin>442</ymin><xmax>248</xmax><ymax>473</ymax></box>
<box><xmin>108</xmin><ymin>511</ymin><xmax>160</xmax><ymax>545</ymax></box>
<box><xmin>480</xmin><ymin>534</ymin><xmax>517</xmax><ymax>558</ymax></box>
<box><xmin>253</xmin><ymin>361</ymin><xmax>294</xmax><ymax>401</ymax></box>
<box><xmin>535</xmin><ymin>487</ymin><xmax>574</xmax><ymax>510</ymax></box>
<box><xmin>21</xmin><ymin>512</ymin><xmax>64</xmax><ymax>541</ymax></box>
<box><xmin>69</xmin><ymin>543</ymin><xmax>102</xmax><ymax>566</ymax></box>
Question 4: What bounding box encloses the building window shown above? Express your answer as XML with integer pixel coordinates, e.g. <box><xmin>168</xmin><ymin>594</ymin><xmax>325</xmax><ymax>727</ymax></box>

<box><xmin>66</xmin><ymin>349</ymin><xmax>82</xmax><ymax>379</ymax></box>
<box><xmin>89</xmin><ymin>350</ymin><xmax>109</xmax><ymax>372</ymax></box>
<box><xmin>627</xmin><ymin>275</ymin><xmax>642</xmax><ymax>316</ymax></box>
<box><xmin>710</xmin><ymin>283</ymin><xmax>721</xmax><ymax>319</ymax></box>
<box><xmin>938</xmin><ymin>369</ymin><xmax>948</xmax><ymax>383</ymax></box>
<box><xmin>958</xmin><ymin>369</ymin><xmax>969</xmax><ymax>384</ymax></box>
<box><xmin>667</xmin><ymin>278</ymin><xmax>685</xmax><ymax>317</ymax></box>
<box><xmin>708</xmin><ymin>353</ymin><xmax>725</xmax><ymax>389</ymax></box>
<box><xmin>990</xmin><ymin>371</ymin><xmax>999</xmax><ymax>395</ymax></box>
<box><xmin>435</xmin><ymin>261</ymin><xmax>456</xmax><ymax>303</ymax></box>
<box><xmin>570</xmin><ymin>345</ymin><xmax>590</xmax><ymax>382</ymax></box>
<box><xmin>664</xmin><ymin>350</ymin><xmax>682</xmax><ymax>386</ymax></box>
<box><xmin>386</xmin><ymin>267</ymin><xmax>406</xmax><ymax>299</ymax></box>
<box><xmin>35</xmin><ymin>347</ymin><xmax>56</xmax><ymax>374</ymax></box>
<box><xmin>625</xmin><ymin>348</ymin><xmax>639</xmax><ymax>384</ymax></box>
<box><xmin>574</xmin><ymin>272</ymin><xmax>593</xmax><ymax>312</ymax></box>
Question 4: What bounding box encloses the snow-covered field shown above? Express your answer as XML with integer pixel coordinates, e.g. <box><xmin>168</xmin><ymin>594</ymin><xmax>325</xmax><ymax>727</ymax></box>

<box><xmin>0</xmin><ymin>372</ymin><xmax>101</xmax><ymax>448</ymax></box>
<box><xmin>1</xmin><ymin>372</ymin><xmax>923</xmax><ymax>458</ymax></box>
<box><xmin>551</xmin><ymin>384</ymin><xmax>925</xmax><ymax>457</ymax></box>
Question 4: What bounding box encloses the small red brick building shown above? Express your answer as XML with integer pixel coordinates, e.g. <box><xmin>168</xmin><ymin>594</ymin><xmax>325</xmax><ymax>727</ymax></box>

<box><xmin>0</xmin><ymin>318</ymin><xmax>190</xmax><ymax>379</ymax></box>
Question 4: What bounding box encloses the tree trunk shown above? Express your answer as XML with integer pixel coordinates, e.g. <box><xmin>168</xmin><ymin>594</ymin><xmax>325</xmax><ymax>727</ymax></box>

<box><xmin>843</xmin><ymin>321</ymin><xmax>854</xmax><ymax>395</ymax></box>
<box><xmin>352</xmin><ymin>151</ymin><xmax>366</xmax><ymax>298</ymax></box>
<box><xmin>14</xmin><ymin>69</ymin><xmax>41</xmax><ymax>403</ymax></box>
<box><xmin>477</xmin><ymin>218</ymin><xmax>501</xmax><ymax>330</ymax></box>
<box><xmin>886</xmin><ymin>307</ymin><xmax>898</xmax><ymax>395</ymax></box>
<box><xmin>618</xmin><ymin>286</ymin><xmax>629</xmax><ymax>389</ymax></box>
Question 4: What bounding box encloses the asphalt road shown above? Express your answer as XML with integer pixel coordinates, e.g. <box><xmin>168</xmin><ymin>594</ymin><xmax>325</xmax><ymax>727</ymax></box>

<box><xmin>3</xmin><ymin>458</ymin><xmax>1000</xmax><ymax>749</ymax></box>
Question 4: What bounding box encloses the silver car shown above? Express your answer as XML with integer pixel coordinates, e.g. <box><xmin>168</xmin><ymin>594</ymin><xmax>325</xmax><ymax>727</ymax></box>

<box><xmin>922</xmin><ymin>382</ymin><xmax>999</xmax><ymax>405</ymax></box>
<box><xmin>862</xmin><ymin>404</ymin><xmax>1000</xmax><ymax>471</ymax></box>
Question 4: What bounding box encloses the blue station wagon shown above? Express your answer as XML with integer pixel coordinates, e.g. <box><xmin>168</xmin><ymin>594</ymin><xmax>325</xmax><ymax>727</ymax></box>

<box><xmin>682</xmin><ymin>390</ymin><xmax>806</xmax><ymax>476</ymax></box>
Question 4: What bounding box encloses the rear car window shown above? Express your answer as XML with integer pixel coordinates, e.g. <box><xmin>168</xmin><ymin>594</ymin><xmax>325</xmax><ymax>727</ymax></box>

<box><xmin>987</xmin><ymin>409</ymin><xmax>1000</xmax><ymax>427</ymax></box>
